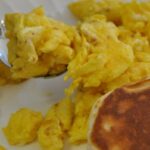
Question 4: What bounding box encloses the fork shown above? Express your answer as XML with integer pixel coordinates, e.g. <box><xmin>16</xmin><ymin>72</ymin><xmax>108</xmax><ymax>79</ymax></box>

<box><xmin>0</xmin><ymin>20</ymin><xmax>10</xmax><ymax>67</ymax></box>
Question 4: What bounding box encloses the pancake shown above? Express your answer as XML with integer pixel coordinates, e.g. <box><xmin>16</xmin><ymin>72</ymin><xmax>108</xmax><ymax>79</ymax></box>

<box><xmin>88</xmin><ymin>79</ymin><xmax>150</xmax><ymax>150</ymax></box>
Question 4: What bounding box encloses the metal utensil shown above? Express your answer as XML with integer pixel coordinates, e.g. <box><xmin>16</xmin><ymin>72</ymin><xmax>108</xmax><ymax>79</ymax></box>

<box><xmin>0</xmin><ymin>20</ymin><xmax>10</xmax><ymax>67</ymax></box>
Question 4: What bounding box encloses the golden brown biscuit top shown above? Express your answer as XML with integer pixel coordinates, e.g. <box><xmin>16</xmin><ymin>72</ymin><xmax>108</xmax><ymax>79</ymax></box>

<box><xmin>91</xmin><ymin>80</ymin><xmax>150</xmax><ymax>150</ymax></box>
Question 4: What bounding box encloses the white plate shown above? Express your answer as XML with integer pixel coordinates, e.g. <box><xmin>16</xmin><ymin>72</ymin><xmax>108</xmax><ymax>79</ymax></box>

<box><xmin>0</xmin><ymin>0</ymin><xmax>87</xmax><ymax>150</ymax></box>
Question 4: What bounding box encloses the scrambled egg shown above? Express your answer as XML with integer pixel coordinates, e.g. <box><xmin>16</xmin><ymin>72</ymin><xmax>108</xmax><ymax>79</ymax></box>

<box><xmin>69</xmin><ymin>90</ymin><xmax>101</xmax><ymax>144</ymax></box>
<box><xmin>67</xmin><ymin>0</ymin><xmax>150</xmax><ymax>93</ymax></box>
<box><xmin>106</xmin><ymin>28</ymin><xmax>150</xmax><ymax>91</ymax></box>
<box><xmin>38</xmin><ymin>98</ymin><xmax>74</xmax><ymax>150</ymax></box>
<box><xmin>38</xmin><ymin>116</ymin><xmax>63</xmax><ymax>150</ymax></box>
<box><xmin>0</xmin><ymin>146</ymin><xmax>5</xmax><ymax>150</ymax></box>
<box><xmin>69</xmin><ymin>0</ymin><xmax>100</xmax><ymax>20</ymax></box>
<box><xmin>0</xmin><ymin>61</ymin><xmax>10</xmax><ymax>85</ymax></box>
<box><xmin>0</xmin><ymin>60</ymin><xmax>23</xmax><ymax>85</ymax></box>
<box><xmin>55</xmin><ymin>98</ymin><xmax>74</xmax><ymax>131</ymax></box>
<box><xmin>0</xmin><ymin>61</ymin><xmax>13</xmax><ymax>85</ymax></box>
<box><xmin>69</xmin><ymin>0</ymin><xmax>150</xmax><ymax>28</ymax></box>
<box><xmin>5</xmin><ymin>7</ymin><xmax>76</xmax><ymax>79</ymax></box>
<box><xmin>3</xmin><ymin>108</ymin><xmax>43</xmax><ymax>145</ymax></box>
<box><xmin>65</xmin><ymin>15</ymin><xmax>134</xmax><ymax>95</ymax></box>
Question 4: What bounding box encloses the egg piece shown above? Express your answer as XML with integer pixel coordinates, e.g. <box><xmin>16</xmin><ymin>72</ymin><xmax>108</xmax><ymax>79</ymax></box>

<box><xmin>5</xmin><ymin>7</ymin><xmax>76</xmax><ymax>79</ymax></box>
<box><xmin>0</xmin><ymin>146</ymin><xmax>5</xmax><ymax>150</ymax></box>
<box><xmin>69</xmin><ymin>0</ymin><xmax>123</xmax><ymax>23</ymax></box>
<box><xmin>38</xmin><ymin>98</ymin><xmax>74</xmax><ymax>150</ymax></box>
<box><xmin>105</xmin><ymin>62</ymin><xmax>150</xmax><ymax>92</ymax></box>
<box><xmin>69</xmin><ymin>91</ymin><xmax>101</xmax><ymax>144</ymax></box>
<box><xmin>69</xmin><ymin>115</ymin><xmax>88</xmax><ymax>144</ymax></box>
<box><xmin>0</xmin><ymin>61</ymin><xmax>12</xmax><ymax>85</ymax></box>
<box><xmin>38</xmin><ymin>118</ymin><xmax>64</xmax><ymax>150</ymax></box>
<box><xmin>3</xmin><ymin>108</ymin><xmax>43</xmax><ymax>145</ymax></box>
<box><xmin>68</xmin><ymin>0</ymin><xmax>100</xmax><ymax>21</ymax></box>
<box><xmin>56</xmin><ymin>98</ymin><xmax>74</xmax><ymax>131</ymax></box>
<box><xmin>66</xmin><ymin>15</ymin><xmax>134</xmax><ymax>96</ymax></box>
<box><xmin>0</xmin><ymin>62</ymin><xmax>10</xmax><ymax>85</ymax></box>
<box><xmin>102</xmin><ymin>26</ymin><xmax>150</xmax><ymax>92</ymax></box>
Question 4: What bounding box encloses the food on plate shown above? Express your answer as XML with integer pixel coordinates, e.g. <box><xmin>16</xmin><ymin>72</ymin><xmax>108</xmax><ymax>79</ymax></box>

<box><xmin>89</xmin><ymin>79</ymin><xmax>150</xmax><ymax>150</ymax></box>
<box><xmin>5</xmin><ymin>7</ymin><xmax>76</xmax><ymax>79</ymax></box>
<box><xmin>3</xmin><ymin>0</ymin><xmax>150</xmax><ymax>149</ymax></box>
<box><xmin>65</xmin><ymin>15</ymin><xmax>134</xmax><ymax>95</ymax></box>
<box><xmin>0</xmin><ymin>145</ymin><xmax>5</xmax><ymax>150</ymax></box>
<box><xmin>69</xmin><ymin>90</ymin><xmax>101</xmax><ymax>144</ymax></box>
<box><xmin>0</xmin><ymin>61</ymin><xmax>10</xmax><ymax>85</ymax></box>
<box><xmin>38</xmin><ymin>98</ymin><xmax>73</xmax><ymax>150</ymax></box>
<box><xmin>38</xmin><ymin>114</ymin><xmax>63</xmax><ymax>150</ymax></box>
<box><xmin>105</xmin><ymin>27</ymin><xmax>150</xmax><ymax>91</ymax></box>
<box><xmin>66</xmin><ymin>0</ymin><xmax>150</xmax><ymax>94</ymax></box>
<box><xmin>55</xmin><ymin>98</ymin><xmax>74</xmax><ymax>131</ymax></box>
<box><xmin>0</xmin><ymin>61</ymin><xmax>13</xmax><ymax>85</ymax></box>
<box><xmin>69</xmin><ymin>0</ymin><xmax>100</xmax><ymax>21</ymax></box>
<box><xmin>0</xmin><ymin>60</ymin><xmax>23</xmax><ymax>85</ymax></box>
<box><xmin>69</xmin><ymin>0</ymin><xmax>150</xmax><ymax>31</ymax></box>
<box><xmin>3</xmin><ymin>108</ymin><xmax>43</xmax><ymax>145</ymax></box>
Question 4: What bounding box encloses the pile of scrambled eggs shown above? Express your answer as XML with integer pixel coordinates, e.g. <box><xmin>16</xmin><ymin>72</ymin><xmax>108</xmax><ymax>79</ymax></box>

<box><xmin>65</xmin><ymin>15</ymin><xmax>134</xmax><ymax>95</ymax></box>
<box><xmin>67</xmin><ymin>0</ymin><xmax>150</xmax><ymax>93</ymax></box>
<box><xmin>5</xmin><ymin>7</ymin><xmax>76</xmax><ymax>79</ymax></box>
<box><xmin>3</xmin><ymin>0</ymin><xmax>150</xmax><ymax>150</ymax></box>
<box><xmin>3</xmin><ymin>108</ymin><xmax>43</xmax><ymax>145</ymax></box>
